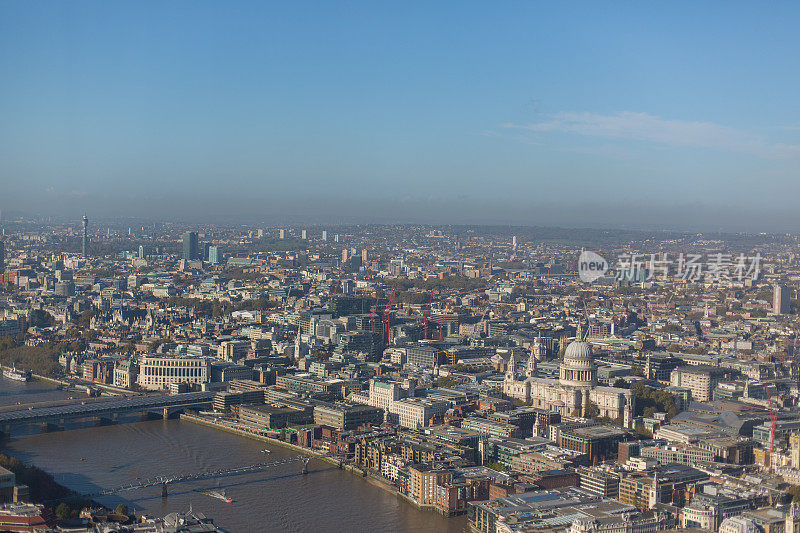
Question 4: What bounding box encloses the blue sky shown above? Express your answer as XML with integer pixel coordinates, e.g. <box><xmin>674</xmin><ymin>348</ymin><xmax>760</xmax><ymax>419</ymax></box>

<box><xmin>2</xmin><ymin>2</ymin><xmax>800</xmax><ymax>229</ymax></box>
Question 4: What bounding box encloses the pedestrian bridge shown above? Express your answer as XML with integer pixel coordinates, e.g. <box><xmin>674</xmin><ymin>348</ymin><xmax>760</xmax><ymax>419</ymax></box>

<box><xmin>87</xmin><ymin>453</ymin><xmax>349</xmax><ymax>497</ymax></box>
<box><xmin>0</xmin><ymin>391</ymin><xmax>214</xmax><ymax>432</ymax></box>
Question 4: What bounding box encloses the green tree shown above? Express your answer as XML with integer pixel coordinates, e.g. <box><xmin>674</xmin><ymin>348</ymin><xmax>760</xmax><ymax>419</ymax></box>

<box><xmin>437</xmin><ymin>376</ymin><xmax>460</xmax><ymax>388</ymax></box>
<box><xmin>29</xmin><ymin>309</ymin><xmax>55</xmax><ymax>328</ymax></box>
<box><xmin>55</xmin><ymin>503</ymin><xmax>72</xmax><ymax>522</ymax></box>
<box><xmin>0</xmin><ymin>336</ymin><xmax>15</xmax><ymax>351</ymax></box>
<box><xmin>76</xmin><ymin>310</ymin><xmax>97</xmax><ymax>328</ymax></box>
<box><xmin>0</xmin><ymin>345</ymin><xmax>61</xmax><ymax>375</ymax></box>
<box><xmin>584</xmin><ymin>401</ymin><xmax>600</xmax><ymax>419</ymax></box>
<box><xmin>115</xmin><ymin>504</ymin><xmax>129</xmax><ymax>516</ymax></box>
<box><xmin>486</xmin><ymin>461</ymin><xmax>506</xmax><ymax>472</ymax></box>
<box><xmin>612</xmin><ymin>378</ymin><xmax>629</xmax><ymax>388</ymax></box>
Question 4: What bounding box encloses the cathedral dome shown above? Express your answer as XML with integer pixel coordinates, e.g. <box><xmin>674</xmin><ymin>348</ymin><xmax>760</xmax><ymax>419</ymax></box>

<box><xmin>564</xmin><ymin>340</ymin><xmax>592</xmax><ymax>362</ymax></box>
<box><xmin>560</xmin><ymin>340</ymin><xmax>596</xmax><ymax>388</ymax></box>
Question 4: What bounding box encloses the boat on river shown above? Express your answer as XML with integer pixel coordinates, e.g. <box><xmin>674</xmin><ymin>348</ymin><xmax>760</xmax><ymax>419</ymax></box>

<box><xmin>3</xmin><ymin>366</ymin><xmax>31</xmax><ymax>382</ymax></box>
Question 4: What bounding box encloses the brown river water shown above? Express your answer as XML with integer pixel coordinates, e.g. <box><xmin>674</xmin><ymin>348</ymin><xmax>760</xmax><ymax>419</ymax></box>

<box><xmin>0</xmin><ymin>378</ymin><xmax>469</xmax><ymax>532</ymax></box>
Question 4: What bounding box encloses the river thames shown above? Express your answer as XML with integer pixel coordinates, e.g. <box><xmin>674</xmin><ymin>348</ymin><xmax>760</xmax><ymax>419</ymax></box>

<box><xmin>0</xmin><ymin>378</ymin><xmax>469</xmax><ymax>533</ymax></box>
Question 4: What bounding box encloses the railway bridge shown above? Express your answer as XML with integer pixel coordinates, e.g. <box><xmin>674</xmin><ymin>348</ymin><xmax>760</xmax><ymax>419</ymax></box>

<box><xmin>0</xmin><ymin>391</ymin><xmax>214</xmax><ymax>435</ymax></box>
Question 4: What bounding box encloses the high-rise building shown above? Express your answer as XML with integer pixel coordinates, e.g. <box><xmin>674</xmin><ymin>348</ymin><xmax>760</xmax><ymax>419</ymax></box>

<box><xmin>279</xmin><ymin>229</ymin><xmax>285</xmax><ymax>240</ymax></box>
<box><xmin>0</xmin><ymin>240</ymin><xmax>4</xmax><ymax>272</ymax></box>
<box><xmin>257</xmin><ymin>229</ymin><xmax>264</xmax><ymax>238</ymax></box>
<box><xmin>334</xmin><ymin>234</ymin><xmax>339</xmax><ymax>243</ymax></box>
<box><xmin>342</xmin><ymin>249</ymin><xmax>349</xmax><ymax>264</ymax></box>
<box><xmin>362</xmin><ymin>249</ymin><xmax>368</xmax><ymax>263</ymax></box>
<box><xmin>301</xmin><ymin>229</ymin><xmax>307</xmax><ymax>240</ymax></box>
<box><xmin>209</xmin><ymin>246</ymin><xmax>222</xmax><ymax>265</ymax></box>
<box><xmin>182</xmin><ymin>231</ymin><xmax>199</xmax><ymax>261</ymax></box>
<box><xmin>82</xmin><ymin>215</ymin><xmax>89</xmax><ymax>258</ymax></box>
<box><xmin>774</xmin><ymin>284</ymin><xmax>791</xmax><ymax>314</ymax></box>
<box><xmin>321</xmin><ymin>230</ymin><xmax>327</xmax><ymax>241</ymax></box>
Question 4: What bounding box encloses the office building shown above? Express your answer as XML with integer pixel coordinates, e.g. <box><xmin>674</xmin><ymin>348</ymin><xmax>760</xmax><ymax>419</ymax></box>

<box><xmin>408</xmin><ymin>464</ymin><xmax>453</xmax><ymax>507</ymax></box>
<box><xmin>182</xmin><ymin>231</ymin><xmax>199</xmax><ymax>261</ymax></box>
<box><xmin>279</xmin><ymin>229</ymin><xmax>285</xmax><ymax>239</ymax></box>
<box><xmin>774</xmin><ymin>284</ymin><xmax>791</xmax><ymax>314</ymax></box>
<box><xmin>54</xmin><ymin>281</ymin><xmax>75</xmax><ymax>297</ymax></box>
<box><xmin>390</xmin><ymin>397</ymin><xmax>449</xmax><ymax>429</ymax></box>
<box><xmin>640</xmin><ymin>443</ymin><xmax>714</xmax><ymax>465</ymax></box>
<box><xmin>406</xmin><ymin>344</ymin><xmax>445</xmax><ymax>367</ymax></box>
<box><xmin>113</xmin><ymin>360</ymin><xmax>138</xmax><ymax>389</ymax></box>
<box><xmin>0</xmin><ymin>241</ymin><xmax>4</xmax><ymax>272</ymax></box>
<box><xmin>577</xmin><ymin>467</ymin><xmax>620</xmax><ymax>498</ymax></box>
<box><xmin>82</xmin><ymin>214</ymin><xmax>89</xmax><ymax>257</ymax></box>
<box><xmin>238</xmin><ymin>404</ymin><xmax>313</xmax><ymax>429</ymax></box>
<box><xmin>321</xmin><ymin>230</ymin><xmax>327</xmax><ymax>241</ymax></box>
<box><xmin>137</xmin><ymin>355</ymin><xmax>210</xmax><ymax>390</ymax></box>
<box><xmin>301</xmin><ymin>229</ymin><xmax>307</xmax><ymax>240</ymax></box>
<box><xmin>313</xmin><ymin>402</ymin><xmax>383</xmax><ymax>430</ymax></box>
<box><xmin>670</xmin><ymin>366</ymin><xmax>724</xmax><ymax>402</ymax></box>
<box><xmin>349</xmin><ymin>379</ymin><xmax>409</xmax><ymax>417</ymax></box>
<box><xmin>469</xmin><ymin>488</ymin><xmax>669</xmax><ymax>533</ymax></box>
<box><xmin>209</xmin><ymin>246</ymin><xmax>222</xmax><ymax>265</ymax></box>
<box><xmin>618</xmin><ymin>465</ymin><xmax>707</xmax><ymax>510</ymax></box>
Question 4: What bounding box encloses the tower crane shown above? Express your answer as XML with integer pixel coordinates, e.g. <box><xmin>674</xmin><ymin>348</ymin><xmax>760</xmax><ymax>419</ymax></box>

<box><xmin>383</xmin><ymin>285</ymin><xmax>396</xmax><ymax>344</ymax></box>
<box><xmin>766</xmin><ymin>385</ymin><xmax>778</xmax><ymax>474</ymax></box>
<box><xmin>424</xmin><ymin>292</ymin><xmax>433</xmax><ymax>340</ymax></box>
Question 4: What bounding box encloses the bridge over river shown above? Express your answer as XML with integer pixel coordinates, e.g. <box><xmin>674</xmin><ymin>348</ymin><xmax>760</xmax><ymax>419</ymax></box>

<box><xmin>0</xmin><ymin>391</ymin><xmax>214</xmax><ymax>434</ymax></box>
<box><xmin>86</xmin><ymin>453</ymin><xmax>348</xmax><ymax>498</ymax></box>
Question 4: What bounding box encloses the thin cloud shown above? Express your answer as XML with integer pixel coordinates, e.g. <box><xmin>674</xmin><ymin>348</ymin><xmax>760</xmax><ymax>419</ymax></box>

<box><xmin>505</xmin><ymin>111</ymin><xmax>800</xmax><ymax>159</ymax></box>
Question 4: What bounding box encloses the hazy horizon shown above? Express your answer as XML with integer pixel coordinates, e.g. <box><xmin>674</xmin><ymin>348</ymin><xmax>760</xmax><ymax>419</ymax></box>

<box><xmin>3</xmin><ymin>2</ymin><xmax>800</xmax><ymax>232</ymax></box>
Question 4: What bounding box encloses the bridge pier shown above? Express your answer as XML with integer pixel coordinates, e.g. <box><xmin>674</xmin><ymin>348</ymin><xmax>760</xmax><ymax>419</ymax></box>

<box><xmin>161</xmin><ymin>483</ymin><xmax>168</xmax><ymax>498</ymax></box>
<box><xmin>300</xmin><ymin>457</ymin><xmax>310</xmax><ymax>475</ymax></box>
<box><xmin>42</xmin><ymin>422</ymin><xmax>64</xmax><ymax>432</ymax></box>
<box><xmin>96</xmin><ymin>416</ymin><xmax>118</xmax><ymax>426</ymax></box>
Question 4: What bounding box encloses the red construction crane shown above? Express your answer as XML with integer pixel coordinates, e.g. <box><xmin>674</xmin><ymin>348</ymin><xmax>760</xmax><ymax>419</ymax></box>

<box><xmin>423</xmin><ymin>292</ymin><xmax>433</xmax><ymax>340</ymax></box>
<box><xmin>383</xmin><ymin>285</ymin><xmax>396</xmax><ymax>344</ymax></box>
<box><xmin>330</xmin><ymin>271</ymin><xmax>344</xmax><ymax>297</ymax></box>
<box><xmin>766</xmin><ymin>386</ymin><xmax>778</xmax><ymax>473</ymax></box>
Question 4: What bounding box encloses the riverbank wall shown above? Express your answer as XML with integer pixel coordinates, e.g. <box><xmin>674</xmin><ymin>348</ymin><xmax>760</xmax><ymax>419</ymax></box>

<box><xmin>179</xmin><ymin>413</ymin><xmax>401</xmax><ymax>496</ymax></box>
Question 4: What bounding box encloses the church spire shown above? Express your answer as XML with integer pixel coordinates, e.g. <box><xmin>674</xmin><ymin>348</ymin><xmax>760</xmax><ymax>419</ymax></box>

<box><xmin>506</xmin><ymin>352</ymin><xmax>518</xmax><ymax>380</ymax></box>
<box><xmin>527</xmin><ymin>350</ymin><xmax>537</xmax><ymax>377</ymax></box>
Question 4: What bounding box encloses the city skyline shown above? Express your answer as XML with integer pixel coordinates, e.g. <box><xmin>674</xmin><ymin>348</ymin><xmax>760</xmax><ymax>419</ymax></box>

<box><xmin>5</xmin><ymin>4</ymin><xmax>800</xmax><ymax>532</ymax></box>
<box><xmin>3</xmin><ymin>2</ymin><xmax>800</xmax><ymax>231</ymax></box>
